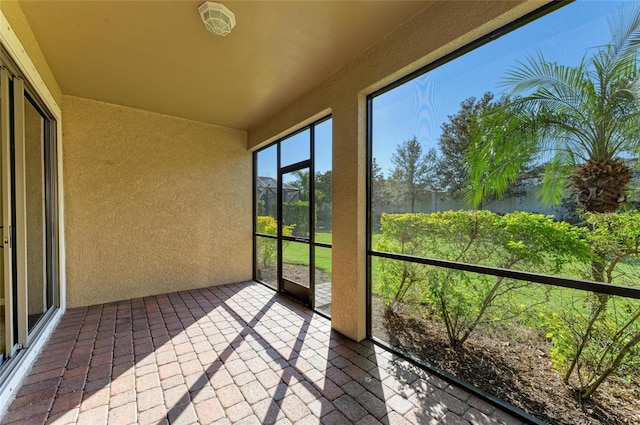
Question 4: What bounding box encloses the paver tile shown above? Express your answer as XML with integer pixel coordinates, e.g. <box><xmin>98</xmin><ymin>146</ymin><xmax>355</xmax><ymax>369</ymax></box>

<box><xmin>50</xmin><ymin>390</ymin><xmax>82</xmax><ymax>414</ymax></box>
<box><xmin>240</xmin><ymin>381</ymin><xmax>269</xmax><ymax>404</ymax></box>
<box><xmin>463</xmin><ymin>408</ymin><xmax>502</xmax><ymax>425</ymax></box>
<box><xmin>137</xmin><ymin>387</ymin><xmax>164</xmax><ymax>412</ymax></box>
<box><xmin>356</xmin><ymin>391</ymin><xmax>388</xmax><ymax>419</ymax></box>
<box><xmin>185</xmin><ymin>373</ymin><xmax>209</xmax><ymax>392</ymax></box>
<box><xmin>333</xmin><ymin>394</ymin><xmax>368</xmax><ymax>422</ymax></box>
<box><xmin>226</xmin><ymin>400</ymin><xmax>253</xmax><ymax>422</ymax></box>
<box><xmin>76</xmin><ymin>404</ymin><xmax>108</xmax><ymax>425</ymax></box>
<box><xmin>342</xmin><ymin>381</ymin><xmax>366</xmax><ymax>398</ymax></box>
<box><xmin>355</xmin><ymin>415</ymin><xmax>384</xmax><ymax>425</ymax></box>
<box><xmin>107</xmin><ymin>401</ymin><xmax>137</xmax><ymax>425</ymax></box>
<box><xmin>0</xmin><ymin>282</ymin><xmax>527</xmax><ymax>425</ymax></box>
<box><xmin>307</xmin><ymin>396</ymin><xmax>334</xmax><ymax>418</ymax></box>
<box><xmin>10</xmin><ymin>387</ymin><xmax>57</xmax><ymax>410</ymax></box>
<box><xmin>46</xmin><ymin>407</ymin><xmax>79</xmax><ymax>425</ymax></box>
<box><xmin>441</xmin><ymin>412</ymin><xmax>472</xmax><ymax>424</ymax></box>
<box><xmin>160</xmin><ymin>374</ymin><xmax>184</xmax><ymax>390</ymax></box>
<box><xmin>255</xmin><ymin>369</ymin><xmax>282</xmax><ymax>389</ymax></box>
<box><xmin>110</xmin><ymin>388</ymin><xmax>136</xmax><ymax>409</ymax></box>
<box><xmin>194</xmin><ymin>398</ymin><xmax>225</xmax><ymax>424</ymax></box>
<box><xmin>136</xmin><ymin>373</ymin><xmax>160</xmax><ymax>393</ymax></box>
<box><xmin>320</xmin><ymin>410</ymin><xmax>351</xmax><ymax>425</ymax></box>
<box><xmin>279</xmin><ymin>394</ymin><xmax>311</xmax><ymax>422</ymax></box>
<box><xmin>383</xmin><ymin>411</ymin><xmax>413</xmax><ymax>425</ymax></box>
<box><xmin>138</xmin><ymin>404</ymin><xmax>166</xmax><ymax>424</ymax></box>
<box><xmin>80</xmin><ymin>388</ymin><xmax>110</xmax><ymax>412</ymax></box>
<box><xmin>234</xmin><ymin>415</ymin><xmax>263</xmax><ymax>425</ymax></box>
<box><xmin>233</xmin><ymin>370</ymin><xmax>256</xmax><ymax>386</ymax></box>
<box><xmin>468</xmin><ymin>395</ymin><xmax>497</xmax><ymax>415</ymax></box>
<box><xmin>163</xmin><ymin>384</ymin><xmax>190</xmax><ymax>407</ymax></box>
<box><xmin>216</xmin><ymin>384</ymin><xmax>244</xmax><ymax>408</ymax></box>
<box><xmin>167</xmin><ymin>402</ymin><xmax>198</xmax><ymax>425</ymax></box>
<box><xmin>387</xmin><ymin>394</ymin><xmax>415</xmax><ymax>415</ymax></box>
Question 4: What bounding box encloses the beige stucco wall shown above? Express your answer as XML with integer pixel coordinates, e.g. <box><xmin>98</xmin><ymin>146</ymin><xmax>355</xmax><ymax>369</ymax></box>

<box><xmin>0</xmin><ymin>0</ymin><xmax>62</xmax><ymax>107</ymax></box>
<box><xmin>63</xmin><ymin>95</ymin><xmax>251</xmax><ymax>308</ymax></box>
<box><xmin>248</xmin><ymin>1</ymin><xmax>550</xmax><ymax>340</ymax></box>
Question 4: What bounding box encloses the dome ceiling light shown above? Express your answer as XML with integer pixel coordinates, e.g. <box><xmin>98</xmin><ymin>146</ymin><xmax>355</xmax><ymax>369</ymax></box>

<box><xmin>198</xmin><ymin>2</ymin><xmax>236</xmax><ymax>36</ymax></box>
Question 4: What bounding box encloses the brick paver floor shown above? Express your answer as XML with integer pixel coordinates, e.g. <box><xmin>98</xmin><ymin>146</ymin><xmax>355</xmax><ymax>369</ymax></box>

<box><xmin>0</xmin><ymin>281</ymin><xmax>528</xmax><ymax>425</ymax></box>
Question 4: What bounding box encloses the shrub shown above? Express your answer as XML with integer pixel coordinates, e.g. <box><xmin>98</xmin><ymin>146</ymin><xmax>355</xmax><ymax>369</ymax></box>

<box><xmin>375</xmin><ymin>210</ymin><xmax>590</xmax><ymax>348</ymax></box>
<box><xmin>375</xmin><ymin>209</ymin><xmax>640</xmax><ymax>398</ymax></box>
<box><xmin>282</xmin><ymin>201</ymin><xmax>312</xmax><ymax>236</ymax></box>
<box><xmin>545</xmin><ymin>211</ymin><xmax>640</xmax><ymax>398</ymax></box>
<box><xmin>256</xmin><ymin>216</ymin><xmax>293</xmax><ymax>267</ymax></box>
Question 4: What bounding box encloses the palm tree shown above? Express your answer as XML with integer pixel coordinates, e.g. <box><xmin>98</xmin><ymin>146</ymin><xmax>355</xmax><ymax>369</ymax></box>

<box><xmin>468</xmin><ymin>5</ymin><xmax>640</xmax><ymax>214</ymax></box>
<box><xmin>290</xmin><ymin>169</ymin><xmax>310</xmax><ymax>201</ymax></box>
<box><xmin>466</xmin><ymin>5</ymin><xmax>640</xmax><ymax>399</ymax></box>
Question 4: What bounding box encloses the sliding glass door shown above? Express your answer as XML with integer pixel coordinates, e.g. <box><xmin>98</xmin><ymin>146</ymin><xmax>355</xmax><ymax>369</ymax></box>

<box><xmin>0</xmin><ymin>67</ymin><xmax>14</xmax><ymax>362</ymax></box>
<box><xmin>24</xmin><ymin>94</ymin><xmax>55</xmax><ymax>333</ymax></box>
<box><xmin>0</xmin><ymin>54</ymin><xmax>59</xmax><ymax>365</ymax></box>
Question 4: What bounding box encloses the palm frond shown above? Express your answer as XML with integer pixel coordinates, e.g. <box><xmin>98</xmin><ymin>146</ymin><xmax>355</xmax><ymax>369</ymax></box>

<box><xmin>610</xmin><ymin>69</ymin><xmax>640</xmax><ymax>105</ymax></box>
<box><xmin>503</xmin><ymin>52</ymin><xmax>588</xmax><ymax>95</ymax></box>
<box><xmin>464</xmin><ymin>111</ymin><xmax>540</xmax><ymax>208</ymax></box>
<box><xmin>538</xmin><ymin>153</ymin><xmax>571</xmax><ymax>207</ymax></box>
<box><xmin>469</xmin><ymin>4</ymin><xmax>640</xmax><ymax>212</ymax></box>
<box><xmin>508</xmin><ymin>93</ymin><xmax>597</xmax><ymax>158</ymax></box>
<box><xmin>607</xmin><ymin>3</ymin><xmax>640</xmax><ymax>63</ymax></box>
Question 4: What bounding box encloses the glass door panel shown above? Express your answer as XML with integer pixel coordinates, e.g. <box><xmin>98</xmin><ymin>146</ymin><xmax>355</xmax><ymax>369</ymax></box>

<box><xmin>24</xmin><ymin>97</ymin><xmax>47</xmax><ymax>332</ymax></box>
<box><xmin>256</xmin><ymin>145</ymin><xmax>277</xmax><ymax>221</ymax></box>
<box><xmin>280</xmin><ymin>130</ymin><xmax>310</xmax><ymax>168</ymax></box>
<box><xmin>0</xmin><ymin>67</ymin><xmax>8</xmax><ymax>362</ymax></box>
<box><xmin>0</xmin><ymin>58</ymin><xmax>59</xmax><ymax>363</ymax></box>
<box><xmin>313</xmin><ymin>246</ymin><xmax>332</xmax><ymax>316</ymax></box>
<box><xmin>314</xmin><ymin>119</ymin><xmax>332</xmax><ymax>241</ymax></box>
<box><xmin>282</xmin><ymin>241</ymin><xmax>310</xmax><ymax>303</ymax></box>
<box><xmin>255</xmin><ymin>145</ymin><xmax>278</xmax><ymax>290</ymax></box>
<box><xmin>0</xmin><ymin>67</ymin><xmax>18</xmax><ymax>358</ymax></box>
<box><xmin>281</xmin><ymin>168</ymin><xmax>310</xmax><ymax>239</ymax></box>
<box><xmin>282</xmin><ymin>241</ymin><xmax>310</xmax><ymax>287</ymax></box>
<box><xmin>255</xmin><ymin>235</ymin><xmax>277</xmax><ymax>289</ymax></box>
<box><xmin>280</xmin><ymin>165</ymin><xmax>312</xmax><ymax>305</ymax></box>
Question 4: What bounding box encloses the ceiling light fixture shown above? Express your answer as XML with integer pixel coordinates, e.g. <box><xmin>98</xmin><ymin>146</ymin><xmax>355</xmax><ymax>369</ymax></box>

<box><xmin>198</xmin><ymin>2</ymin><xmax>236</xmax><ymax>36</ymax></box>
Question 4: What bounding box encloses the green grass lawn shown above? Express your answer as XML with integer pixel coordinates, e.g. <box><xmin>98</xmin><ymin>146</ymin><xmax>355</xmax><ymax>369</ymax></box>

<box><xmin>314</xmin><ymin>232</ymin><xmax>333</xmax><ymax>244</ymax></box>
<box><xmin>282</xmin><ymin>232</ymin><xmax>333</xmax><ymax>274</ymax></box>
<box><xmin>282</xmin><ymin>232</ymin><xmax>382</xmax><ymax>276</ymax></box>
<box><xmin>281</xmin><ymin>225</ymin><xmax>640</xmax><ymax>388</ymax></box>
<box><xmin>368</xmin><ymin>227</ymin><xmax>640</xmax><ymax>319</ymax></box>
<box><xmin>283</xmin><ymin>230</ymin><xmax>640</xmax><ymax>313</ymax></box>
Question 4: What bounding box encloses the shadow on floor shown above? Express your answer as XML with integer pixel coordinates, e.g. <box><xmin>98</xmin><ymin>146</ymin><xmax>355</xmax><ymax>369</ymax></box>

<box><xmin>0</xmin><ymin>281</ymin><xmax>524</xmax><ymax>425</ymax></box>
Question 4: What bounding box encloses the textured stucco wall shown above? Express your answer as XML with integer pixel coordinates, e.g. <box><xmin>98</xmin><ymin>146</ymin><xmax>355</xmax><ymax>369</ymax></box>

<box><xmin>63</xmin><ymin>96</ymin><xmax>251</xmax><ymax>308</ymax></box>
<box><xmin>248</xmin><ymin>1</ymin><xmax>549</xmax><ymax>340</ymax></box>
<box><xmin>0</xmin><ymin>0</ymin><xmax>63</xmax><ymax>106</ymax></box>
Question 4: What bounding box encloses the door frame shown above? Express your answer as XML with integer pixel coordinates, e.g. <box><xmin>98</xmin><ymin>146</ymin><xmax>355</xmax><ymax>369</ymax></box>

<box><xmin>0</xmin><ymin>55</ymin><xmax>60</xmax><ymax>357</ymax></box>
<box><xmin>0</xmin><ymin>67</ymin><xmax>15</xmax><ymax>358</ymax></box>
<box><xmin>277</xmin><ymin>160</ymin><xmax>315</xmax><ymax>307</ymax></box>
<box><xmin>0</xmin><ymin>11</ymin><xmax>65</xmax><ymax>411</ymax></box>
<box><xmin>253</xmin><ymin>116</ymin><xmax>332</xmax><ymax>315</ymax></box>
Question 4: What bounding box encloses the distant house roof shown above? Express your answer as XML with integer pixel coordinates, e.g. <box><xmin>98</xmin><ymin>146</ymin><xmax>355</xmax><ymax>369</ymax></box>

<box><xmin>257</xmin><ymin>176</ymin><xmax>301</xmax><ymax>203</ymax></box>
<box><xmin>257</xmin><ymin>176</ymin><xmax>300</xmax><ymax>190</ymax></box>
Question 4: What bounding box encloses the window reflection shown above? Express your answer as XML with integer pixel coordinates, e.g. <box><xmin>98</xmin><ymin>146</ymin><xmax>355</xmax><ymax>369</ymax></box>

<box><xmin>368</xmin><ymin>2</ymin><xmax>640</xmax><ymax>423</ymax></box>
<box><xmin>25</xmin><ymin>97</ymin><xmax>47</xmax><ymax>332</ymax></box>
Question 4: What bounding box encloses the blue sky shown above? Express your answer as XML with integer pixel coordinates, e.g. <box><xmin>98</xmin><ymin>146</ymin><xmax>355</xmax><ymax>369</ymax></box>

<box><xmin>258</xmin><ymin>1</ymin><xmax>633</xmax><ymax>180</ymax></box>
<box><xmin>257</xmin><ymin>118</ymin><xmax>332</xmax><ymax>179</ymax></box>
<box><xmin>372</xmin><ymin>0</ymin><xmax>631</xmax><ymax>176</ymax></box>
